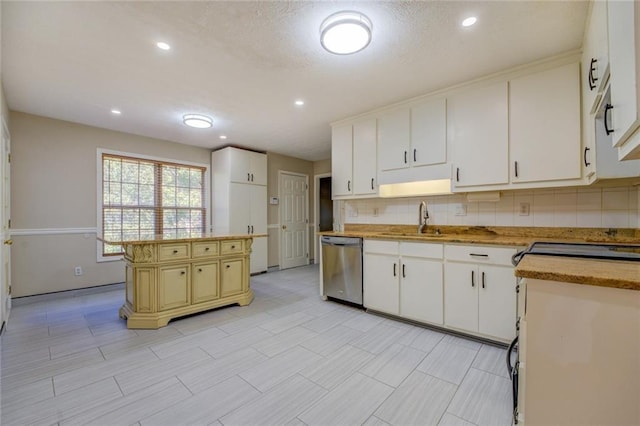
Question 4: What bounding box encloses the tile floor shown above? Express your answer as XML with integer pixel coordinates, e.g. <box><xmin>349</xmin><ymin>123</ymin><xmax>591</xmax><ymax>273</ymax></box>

<box><xmin>1</xmin><ymin>264</ymin><xmax>513</xmax><ymax>425</ymax></box>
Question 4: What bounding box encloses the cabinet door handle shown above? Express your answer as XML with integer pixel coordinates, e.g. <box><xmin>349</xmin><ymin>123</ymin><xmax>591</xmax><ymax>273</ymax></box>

<box><xmin>584</xmin><ymin>147</ymin><xmax>591</xmax><ymax>167</ymax></box>
<box><xmin>393</xmin><ymin>263</ymin><xmax>397</xmax><ymax>277</ymax></box>
<box><xmin>604</xmin><ymin>104</ymin><xmax>614</xmax><ymax>135</ymax></box>
<box><xmin>247</xmin><ymin>173</ymin><xmax>251</xmax><ymax>182</ymax></box>
<box><xmin>402</xmin><ymin>264</ymin><xmax>406</xmax><ymax>278</ymax></box>
<box><xmin>251</xmin><ymin>173</ymin><xmax>254</xmax><ymax>182</ymax></box>
<box><xmin>413</xmin><ymin>149</ymin><xmax>417</xmax><ymax>162</ymax></box>
<box><xmin>588</xmin><ymin>58</ymin><xmax>598</xmax><ymax>90</ymax></box>
<box><xmin>456</xmin><ymin>167</ymin><xmax>460</xmax><ymax>182</ymax></box>
<box><xmin>251</xmin><ymin>225</ymin><xmax>254</xmax><ymax>234</ymax></box>
<box><xmin>404</xmin><ymin>151</ymin><xmax>407</xmax><ymax>164</ymax></box>
<box><xmin>471</xmin><ymin>270</ymin><xmax>475</xmax><ymax>287</ymax></box>
<box><xmin>248</xmin><ymin>225</ymin><xmax>250</xmax><ymax>234</ymax></box>
<box><xmin>481</xmin><ymin>271</ymin><xmax>485</xmax><ymax>289</ymax></box>
<box><xmin>469</xmin><ymin>253</ymin><xmax>488</xmax><ymax>258</ymax></box>
<box><xmin>371</xmin><ymin>178</ymin><xmax>374</xmax><ymax>190</ymax></box>
<box><xmin>514</xmin><ymin>161</ymin><xmax>519</xmax><ymax>178</ymax></box>
<box><xmin>347</xmin><ymin>180</ymin><xmax>351</xmax><ymax>192</ymax></box>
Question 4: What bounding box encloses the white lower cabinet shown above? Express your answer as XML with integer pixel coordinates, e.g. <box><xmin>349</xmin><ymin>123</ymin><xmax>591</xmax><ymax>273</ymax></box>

<box><xmin>444</xmin><ymin>244</ymin><xmax>520</xmax><ymax>342</ymax></box>
<box><xmin>363</xmin><ymin>240</ymin><xmax>443</xmax><ymax>325</ymax></box>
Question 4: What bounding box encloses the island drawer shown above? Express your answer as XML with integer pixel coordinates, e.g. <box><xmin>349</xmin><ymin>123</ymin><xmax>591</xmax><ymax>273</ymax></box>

<box><xmin>221</xmin><ymin>240</ymin><xmax>244</xmax><ymax>255</ymax></box>
<box><xmin>158</xmin><ymin>243</ymin><xmax>190</xmax><ymax>261</ymax></box>
<box><xmin>192</xmin><ymin>241</ymin><xmax>219</xmax><ymax>258</ymax></box>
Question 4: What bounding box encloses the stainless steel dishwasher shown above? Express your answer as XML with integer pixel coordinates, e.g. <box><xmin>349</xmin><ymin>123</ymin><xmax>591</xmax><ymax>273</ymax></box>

<box><xmin>321</xmin><ymin>236</ymin><xmax>363</xmax><ymax>305</ymax></box>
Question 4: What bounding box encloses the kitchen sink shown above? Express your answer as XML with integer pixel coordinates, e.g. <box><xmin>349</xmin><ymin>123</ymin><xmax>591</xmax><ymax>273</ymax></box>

<box><xmin>378</xmin><ymin>232</ymin><xmax>445</xmax><ymax>237</ymax></box>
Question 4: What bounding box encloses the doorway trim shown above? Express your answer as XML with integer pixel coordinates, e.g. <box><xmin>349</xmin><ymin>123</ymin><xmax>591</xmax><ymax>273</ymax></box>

<box><xmin>314</xmin><ymin>173</ymin><xmax>331</xmax><ymax>265</ymax></box>
<box><xmin>278</xmin><ymin>170</ymin><xmax>310</xmax><ymax>270</ymax></box>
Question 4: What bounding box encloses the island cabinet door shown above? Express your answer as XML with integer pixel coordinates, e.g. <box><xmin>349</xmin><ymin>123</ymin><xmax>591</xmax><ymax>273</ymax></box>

<box><xmin>158</xmin><ymin>265</ymin><xmax>190</xmax><ymax>311</ymax></box>
<box><xmin>128</xmin><ymin>264</ymin><xmax>154</xmax><ymax>313</ymax></box>
<box><xmin>220</xmin><ymin>258</ymin><xmax>245</xmax><ymax>298</ymax></box>
<box><xmin>192</xmin><ymin>261</ymin><xmax>219</xmax><ymax>304</ymax></box>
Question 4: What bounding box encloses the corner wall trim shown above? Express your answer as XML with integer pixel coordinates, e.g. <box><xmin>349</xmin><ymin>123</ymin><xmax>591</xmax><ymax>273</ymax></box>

<box><xmin>11</xmin><ymin>227</ymin><xmax>97</xmax><ymax>236</ymax></box>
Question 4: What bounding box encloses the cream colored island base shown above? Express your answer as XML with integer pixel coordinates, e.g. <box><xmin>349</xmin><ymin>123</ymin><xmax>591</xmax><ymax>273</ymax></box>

<box><xmin>115</xmin><ymin>235</ymin><xmax>255</xmax><ymax>329</ymax></box>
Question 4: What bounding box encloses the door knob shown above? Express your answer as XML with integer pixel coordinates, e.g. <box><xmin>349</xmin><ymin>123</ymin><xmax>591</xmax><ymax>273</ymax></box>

<box><xmin>282</xmin><ymin>225</ymin><xmax>287</xmax><ymax>230</ymax></box>
<box><xmin>3</xmin><ymin>239</ymin><xmax>12</xmax><ymax>245</ymax></box>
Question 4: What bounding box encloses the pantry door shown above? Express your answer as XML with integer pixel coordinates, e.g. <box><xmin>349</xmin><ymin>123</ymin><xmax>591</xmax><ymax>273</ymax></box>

<box><xmin>0</xmin><ymin>119</ymin><xmax>11</xmax><ymax>329</ymax></box>
<box><xmin>279</xmin><ymin>171</ymin><xmax>308</xmax><ymax>270</ymax></box>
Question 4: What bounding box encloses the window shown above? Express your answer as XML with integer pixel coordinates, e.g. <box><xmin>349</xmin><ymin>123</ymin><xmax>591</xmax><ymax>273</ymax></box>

<box><xmin>101</xmin><ymin>153</ymin><xmax>207</xmax><ymax>256</ymax></box>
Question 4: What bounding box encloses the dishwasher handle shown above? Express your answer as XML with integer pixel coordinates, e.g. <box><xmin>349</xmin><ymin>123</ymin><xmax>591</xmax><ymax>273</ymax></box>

<box><xmin>321</xmin><ymin>236</ymin><xmax>362</xmax><ymax>247</ymax></box>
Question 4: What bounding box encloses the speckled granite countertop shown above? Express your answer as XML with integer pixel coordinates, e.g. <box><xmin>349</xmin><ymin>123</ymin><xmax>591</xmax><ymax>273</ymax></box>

<box><xmin>319</xmin><ymin>224</ymin><xmax>640</xmax><ymax>247</ymax></box>
<box><xmin>320</xmin><ymin>224</ymin><xmax>640</xmax><ymax>291</ymax></box>
<box><xmin>515</xmin><ymin>255</ymin><xmax>640</xmax><ymax>291</ymax></box>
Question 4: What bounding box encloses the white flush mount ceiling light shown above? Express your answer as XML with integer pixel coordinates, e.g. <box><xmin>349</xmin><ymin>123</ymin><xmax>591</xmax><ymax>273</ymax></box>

<box><xmin>183</xmin><ymin>114</ymin><xmax>213</xmax><ymax>129</ymax></box>
<box><xmin>219</xmin><ymin>135</ymin><xmax>227</xmax><ymax>140</ymax></box>
<box><xmin>156</xmin><ymin>41</ymin><xmax>171</xmax><ymax>50</ymax></box>
<box><xmin>462</xmin><ymin>16</ymin><xmax>477</xmax><ymax>27</ymax></box>
<box><xmin>320</xmin><ymin>11</ymin><xmax>372</xmax><ymax>55</ymax></box>
<box><xmin>111</xmin><ymin>109</ymin><xmax>121</xmax><ymax>115</ymax></box>
<box><xmin>295</xmin><ymin>100</ymin><xmax>305</xmax><ymax>106</ymax></box>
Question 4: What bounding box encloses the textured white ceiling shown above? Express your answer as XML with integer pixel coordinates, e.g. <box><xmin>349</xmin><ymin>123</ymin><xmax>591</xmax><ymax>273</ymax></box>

<box><xmin>1</xmin><ymin>1</ymin><xmax>588</xmax><ymax>161</ymax></box>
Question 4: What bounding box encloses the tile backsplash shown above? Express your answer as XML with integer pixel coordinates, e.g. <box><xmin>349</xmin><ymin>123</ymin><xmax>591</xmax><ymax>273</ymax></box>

<box><xmin>340</xmin><ymin>186</ymin><xmax>640</xmax><ymax>229</ymax></box>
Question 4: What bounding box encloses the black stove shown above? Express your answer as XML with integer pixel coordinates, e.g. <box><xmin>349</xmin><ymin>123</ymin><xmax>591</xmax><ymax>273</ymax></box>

<box><xmin>511</xmin><ymin>241</ymin><xmax>640</xmax><ymax>266</ymax></box>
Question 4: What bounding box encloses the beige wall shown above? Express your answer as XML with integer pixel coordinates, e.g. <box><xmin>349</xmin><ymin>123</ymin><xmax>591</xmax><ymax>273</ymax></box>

<box><xmin>266</xmin><ymin>152</ymin><xmax>315</xmax><ymax>267</ymax></box>
<box><xmin>10</xmin><ymin>112</ymin><xmax>212</xmax><ymax>297</ymax></box>
<box><xmin>313</xmin><ymin>159</ymin><xmax>331</xmax><ymax>175</ymax></box>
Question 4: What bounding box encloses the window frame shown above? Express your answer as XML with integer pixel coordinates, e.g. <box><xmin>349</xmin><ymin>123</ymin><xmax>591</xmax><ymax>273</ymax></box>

<box><xmin>96</xmin><ymin>148</ymin><xmax>210</xmax><ymax>262</ymax></box>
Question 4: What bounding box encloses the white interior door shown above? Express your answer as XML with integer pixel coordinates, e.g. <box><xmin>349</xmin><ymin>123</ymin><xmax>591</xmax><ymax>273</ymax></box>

<box><xmin>1</xmin><ymin>119</ymin><xmax>11</xmax><ymax>329</ymax></box>
<box><xmin>279</xmin><ymin>172</ymin><xmax>308</xmax><ymax>270</ymax></box>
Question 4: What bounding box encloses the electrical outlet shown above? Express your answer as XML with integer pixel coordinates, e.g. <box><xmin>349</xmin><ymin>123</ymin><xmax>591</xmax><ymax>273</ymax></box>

<box><xmin>454</xmin><ymin>204</ymin><xmax>467</xmax><ymax>216</ymax></box>
<box><xmin>74</xmin><ymin>266</ymin><xmax>83</xmax><ymax>276</ymax></box>
<box><xmin>519</xmin><ymin>202</ymin><xmax>530</xmax><ymax>216</ymax></box>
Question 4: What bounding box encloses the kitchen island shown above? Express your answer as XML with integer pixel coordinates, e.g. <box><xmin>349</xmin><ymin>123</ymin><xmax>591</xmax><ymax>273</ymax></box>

<box><xmin>100</xmin><ymin>234</ymin><xmax>261</xmax><ymax>329</ymax></box>
<box><xmin>514</xmin><ymin>254</ymin><xmax>640</xmax><ymax>425</ymax></box>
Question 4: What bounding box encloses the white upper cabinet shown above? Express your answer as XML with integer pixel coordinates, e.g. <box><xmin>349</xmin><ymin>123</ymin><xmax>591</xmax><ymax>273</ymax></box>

<box><xmin>229</xmin><ymin>147</ymin><xmax>267</xmax><ymax>185</ymax></box>
<box><xmin>411</xmin><ymin>98</ymin><xmax>447</xmax><ymax>168</ymax></box>
<box><xmin>378</xmin><ymin>108</ymin><xmax>411</xmax><ymax>172</ymax></box>
<box><xmin>352</xmin><ymin>119</ymin><xmax>377</xmax><ymax>195</ymax></box>
<box><xmin>449</xmin><ymin>82</ymin><xmax>509</xmax><ymax>188</ymax></box>
<box><xmin>510</xmin><ymin>62</ymin><xmax>581</xmax><ymax>183</ymax></box>
<box><xmin>331</xmin><ymin>119</ymin><xmax>377</xmax><ymax>199</ymax></box>
<box><xmin>331</xmin><ymin>124</ymin><xmax>353</xmax><ymax>197</ymax></box>
<box><xmin>608</xmin><ymin>0</ymin><xmax>640</xmax><ymax>157</ymax></box>
<box><xmin>377</xmin><ymin>99</ymin><xmax>447</xmax><ymax>185</ymax></box>
<box><xmin>582</xmin><ymin>0</ymin><xmax>610</xmax><ymax>113</ymax></box>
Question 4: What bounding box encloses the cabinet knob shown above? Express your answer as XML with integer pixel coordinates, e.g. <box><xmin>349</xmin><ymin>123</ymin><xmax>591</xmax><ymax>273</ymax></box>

<box><xmin>198</xmin><ymin>268</ymin><xmax>202</xmax><ymax>272</ymax></box>
<box><xmin>282</xmin><ymin>225</ymin><xmax>287</xmax><ymax>230</ymax></box>
<box><xmin>205</xmin><ymin>247</ymin><xmax>210</xmax><ymax>251</ymax></box>
<box><xmin>180</xmin><ymin>271</ymin><xmax>186</xmax><ymax>275</ymax></box>
<box><xmin>226</xmin><ymin>264</ymin><xmax>231</xmax><ymax>269</ymax></box>
<box><xmin>3</xmin><ymin>239</ymin><xmax>12</xmax><ymax>246</ymax></box>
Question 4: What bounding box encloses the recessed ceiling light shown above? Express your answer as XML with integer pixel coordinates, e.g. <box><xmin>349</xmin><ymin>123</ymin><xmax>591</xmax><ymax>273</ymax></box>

<box><xmin>462</xmin><ymin>17</ymin><xmax>477</xmax><ymax>27</ymax></box>
<box><xmin>111</xmin><ymin>109</ymin><xmax>121</xmax><ymax>115</ymax></box>
<box><xmin>320</xmin><ymin>11</ymin><xmax>372</xmax><ymax>55</ymax></box>
<box><xmin>156</xmin><ymin>41</ymin><xmax>171</xmax><ymax>51</ymax></box>
<box><xmin>219</xmin><ymin>135</ymin><xmax>227</xmax><ymax>140</ymax></box>
<box><xmin>183</xmin><ymin>114</ymin><xmax>213</xmax><ymax>129</ymax></box>
<box><xmin>295</xmin><ymin>100</ymin><xmax>305</xmax><ymax>106</ymax></box>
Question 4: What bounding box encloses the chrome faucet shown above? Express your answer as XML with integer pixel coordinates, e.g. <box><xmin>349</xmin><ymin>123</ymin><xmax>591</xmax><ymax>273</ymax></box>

<box><xmin>418</xmin><ymin>201</ymin><xmax>429</xmax><ymax>234</ymax></box>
